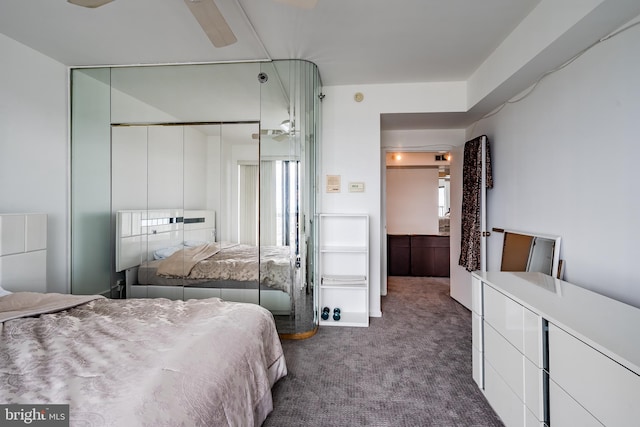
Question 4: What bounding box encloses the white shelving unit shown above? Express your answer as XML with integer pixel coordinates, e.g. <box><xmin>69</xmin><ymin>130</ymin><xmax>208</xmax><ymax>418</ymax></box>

<box><xmin>318</xmin><ymin>214</ymin><xmax>369</xmax><ymax>327</ymax></box>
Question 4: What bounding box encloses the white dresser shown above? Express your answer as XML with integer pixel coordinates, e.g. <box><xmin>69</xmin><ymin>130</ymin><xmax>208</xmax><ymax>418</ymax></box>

<box><xmin>472</xmin><ymin>271</ymin><xmax>640</xmax><ymax>427</ymax></box>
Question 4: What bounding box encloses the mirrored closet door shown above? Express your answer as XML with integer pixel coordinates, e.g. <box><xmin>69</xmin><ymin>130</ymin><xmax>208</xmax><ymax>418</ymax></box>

<box><xmin>70</xmin><ymin>60</ymin><xmax>321</xmax><ymax>336</ymax></box>
<box><xmin>258</xmin><ymin>61</ymin><xmax>321</xmax><ymax>336</ymax></box>
<box><xmin>111</xmin><ymin>123</ymin><xmax>260</xmax><ymax>303</ymax></box>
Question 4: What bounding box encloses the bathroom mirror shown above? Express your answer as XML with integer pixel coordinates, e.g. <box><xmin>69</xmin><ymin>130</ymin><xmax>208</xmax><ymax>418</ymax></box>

<box><xmin>500</xmin><ymin>230</ymin><xmax>561</xmax><ymax>278</ymax></box>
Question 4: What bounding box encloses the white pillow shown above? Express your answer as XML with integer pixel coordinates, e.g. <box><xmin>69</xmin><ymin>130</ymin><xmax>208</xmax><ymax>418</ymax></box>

<box><xmin>184</xmin><ymin>240</ymin><xmax>207</xmax><ymax>247</ymax></box>
<box><xmin>153</xmin><ymin>245</ymin><xmax>183</xmax><ymax>260</ymax></box>
<box><xmin>0</xmin><ymin>287</ymin><xmax>13</xmax><ymax>297</ymax></box>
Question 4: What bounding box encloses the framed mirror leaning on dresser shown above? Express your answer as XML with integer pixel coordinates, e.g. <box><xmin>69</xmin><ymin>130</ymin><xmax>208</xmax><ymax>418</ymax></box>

<box><xmin>499</xmin><ymin>229</ymin><xmax>562</xmax><ymax>279</ymax></box>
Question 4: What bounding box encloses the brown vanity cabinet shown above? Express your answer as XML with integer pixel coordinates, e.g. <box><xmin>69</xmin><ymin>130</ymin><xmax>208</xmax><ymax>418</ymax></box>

<box><xmin>387</xmin><ymin>234</ymin><xmax>411</xmax><ymax>276</ymax></box>
<box><xmin>387</xmin><ymin>234</ymin><xmax>450</xmax><ymax>277</ymax></box>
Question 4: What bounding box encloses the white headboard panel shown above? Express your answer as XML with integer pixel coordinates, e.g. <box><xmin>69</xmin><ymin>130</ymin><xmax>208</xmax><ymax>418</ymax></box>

<box><xmin>116</xmin><ymin>209</ymin><xmax>216</xmax><ymax>272</ymax></box>
<box><xmin>0</xmin><ymin>213</ymin><xmax>47</xmax><ymax>293</ymax></box>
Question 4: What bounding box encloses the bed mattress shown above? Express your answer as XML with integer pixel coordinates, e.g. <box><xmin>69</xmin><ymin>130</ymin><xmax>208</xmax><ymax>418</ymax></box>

<box><xmin>140</xmin><ymin>244</ymin><xmax>293</xmax><ymax>293</ymax></box>
<box><xmin>0</xmin><ymin>292</ymin><xmax>287</xmax><ymax>426</ymax></box>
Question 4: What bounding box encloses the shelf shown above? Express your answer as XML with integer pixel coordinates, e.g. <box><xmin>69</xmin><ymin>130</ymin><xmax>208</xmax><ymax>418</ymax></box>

<box><xmin>319</xmin><ymin>311</ymin><xmax>369</xmax><ymax>327</ymax></box>
<box><xmin>322</xmin><ymin>274</ymin><xmax>365</xmax><ymax>283</ymax></box>
<box><xmin>321</xmin><ymin>275</ymin><xmax>367</xmax><ymax>288</ymax></box>
<box><xmin>320</xmin><ymin>245</ymin><xmax>367</xmax><ymax>253</ymax></box>
<box><xmin>318</xmin><ymin>213</ymin><xmax>369</xmax><ymax>328</ymax></box>
<box><xmin>320</xmin><ymin>282</ymin><xmax>367</xmax><ymax>289</ymax></box>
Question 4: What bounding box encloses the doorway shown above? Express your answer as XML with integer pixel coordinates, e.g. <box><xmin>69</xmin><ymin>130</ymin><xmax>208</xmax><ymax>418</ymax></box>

<box><xmin>381</xmin><ymin>150</ymin><xmax>451</xmax><ymax>293</ymax></box>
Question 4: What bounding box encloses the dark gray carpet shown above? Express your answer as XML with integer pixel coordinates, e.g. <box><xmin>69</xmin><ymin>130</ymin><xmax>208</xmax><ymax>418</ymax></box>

<box><xmin>263</xmin><ymin>276</ymin><xmax>503</xmax><ymax>427</ymax></box>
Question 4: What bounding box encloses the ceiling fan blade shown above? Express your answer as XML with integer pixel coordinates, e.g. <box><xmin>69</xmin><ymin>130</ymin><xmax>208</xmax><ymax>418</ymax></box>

<box><xmin>183</xmin><ymin>0</ymin><xmax>237</xmax><ymax>48</ymax></box>
<box><xmin>274</xmin><ymin>0</ymin><xmax>318</xmax><ymax>9</ymax></box>
<box><xmin>67</xmin><ymin>0</ymin><xmax>114</xmax><ymax>8</ymax></box>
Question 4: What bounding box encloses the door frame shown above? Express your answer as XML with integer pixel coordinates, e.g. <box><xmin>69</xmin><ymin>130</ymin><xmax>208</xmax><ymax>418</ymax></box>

<box><xmin>379</xmin><ymin>145</ymin><xmax>454</xmax><ymax>295</ymax></box>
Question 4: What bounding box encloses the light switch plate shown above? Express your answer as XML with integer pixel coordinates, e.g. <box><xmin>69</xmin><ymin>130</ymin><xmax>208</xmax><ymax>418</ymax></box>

<box><xmin>349</xmin><ymin>182</ymin><xmax>365</xmax><ymax>192</ymax></box>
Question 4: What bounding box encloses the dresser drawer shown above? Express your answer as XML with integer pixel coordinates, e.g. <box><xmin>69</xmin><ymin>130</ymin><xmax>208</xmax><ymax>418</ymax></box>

<box><xmin>524</xmin><ymin>356</ymin><xmax>543</xmax><ymax>421</ymax></box>
<box><xmin>548</xmin><ymin>323</ymin><xmax>640</xmax><ymax>426</ymax></box>
<box><xmin>472</xmin><ymin>311</ymin><xmax>483</xmax><ymax>352</ymax></box>
<box><xmin>523</xmin><ymin>308</ymin><xmax>543</xmax><ymax>367</ymax></box>
<box><xmin>548</xmin><ymin>380</ymin><xmax>602</xmax><ymax>427</ymax></box>
<box><xmin>472</xmin><ymin>311</ymin><xmax>484</xmax><ymax>387</ymax></box>
<box><xmin>484</xmin><ymin>322</ymin><xmax>524</xmax><ymax>402</ymax></box>
<box><xmin>472</xmin><ymin>344</ymin><xmax>484</xmax><ymax>389</ymax></box>
<box><xmin>484</xmin><ymin>360</ymin><xmax>525</xmax><ymax>427</ymax></box>
<box><xmin>484</xmin><ymin>285</ymin><xmax>524</xmax><ymax>352</ymax></box>
<box><xmin>472</xmin><ymin>275</ymin><xmax>483</xmax><ymax>315</ymax></box>
<box><xmin>525</xmin><ymin>408</ymin><xmax>545</xmax><ymax>427</ymax></box>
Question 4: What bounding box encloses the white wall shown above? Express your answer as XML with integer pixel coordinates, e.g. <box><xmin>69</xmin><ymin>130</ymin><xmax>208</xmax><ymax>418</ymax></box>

<box><xmin>0</xmin><ymin>34</ymin><xmax>68</xmax><ymax>294</ymax></box>
<box><xmin>386</xmin><ymin>168</ymin><xmax>439</xmax><ymax>235</ymax></box>
<box><xmin>3</xmin><ymin>1</ymin><xmax>636</xmax><ymax>313</ymax></box>
<box><xmin>321</xmin><ymin>87</ymin><xmax>467</xmax><ymax>316</ymax></box>
<box><xmin>332</xmin><ymin>6</ymin><xmax>640</xmax><ymax>313</ymax></box>
<box><xmin>469</xmin><ymin>16</ymin><xmax>640</xmax><ymax>308</ymax></box>
<box><xmin>385</xmin><ymin>151</ymin><xmax>451</xmax><ymax>235</ymax></box>
<box><xmin>468</xmin><ymin>0</ymin><xmax>607</xmax><ymax>107</ymax></box>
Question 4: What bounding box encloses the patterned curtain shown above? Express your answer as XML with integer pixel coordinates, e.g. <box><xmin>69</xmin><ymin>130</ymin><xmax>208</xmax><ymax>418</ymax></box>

<box><xmin>459</xmin><ymin>136</ymin><xmax>493</xmax><ymax>272</ymax></box>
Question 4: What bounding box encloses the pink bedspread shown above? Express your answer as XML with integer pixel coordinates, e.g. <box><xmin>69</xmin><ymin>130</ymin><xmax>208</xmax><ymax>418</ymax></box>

<box><xmin>0</xmin><ymin>293</ymin><xmax>287</xmax><ymax>426</ymax></box>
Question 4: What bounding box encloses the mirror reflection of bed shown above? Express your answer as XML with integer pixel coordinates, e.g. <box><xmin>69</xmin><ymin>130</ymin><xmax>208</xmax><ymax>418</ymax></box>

<box><xmin>111</xmin><ymin>122</ymin><xmax>315</xmax><ymax>335</ymax></box>
<box><xmin>71</xmin><ymin>62</ymin><xmax>321</xmax><ymax>336</ymax></box>
<box><xmin>116</xmin><ymin>209</ymin><xmax>294</xmax><ymax>314</ymax></box>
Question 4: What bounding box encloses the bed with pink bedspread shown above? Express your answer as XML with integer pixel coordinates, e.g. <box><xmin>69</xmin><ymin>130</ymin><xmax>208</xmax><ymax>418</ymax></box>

<box><xmin>0</xmin><ymin>292</ymin><xmax>287</xmax><ymax>426</ymax></box>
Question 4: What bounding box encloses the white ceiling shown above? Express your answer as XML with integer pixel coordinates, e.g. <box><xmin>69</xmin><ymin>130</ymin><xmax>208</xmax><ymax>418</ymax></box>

<box><xmin>0</xmin><ymin>0</ymin><xmax>539</xmax><ymax>85</ymax></box>
<box><xmin>1</xmin><ymin>0</ymin><xmax>637</xmax><ymax>129</ymax></box>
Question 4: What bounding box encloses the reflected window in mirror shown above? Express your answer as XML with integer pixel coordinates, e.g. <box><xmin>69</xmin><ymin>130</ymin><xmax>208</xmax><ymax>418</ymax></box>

<box><xmin>275</xmin><ymin>160</ymin><xmax>300</xmax><ymax>251</ymax></box>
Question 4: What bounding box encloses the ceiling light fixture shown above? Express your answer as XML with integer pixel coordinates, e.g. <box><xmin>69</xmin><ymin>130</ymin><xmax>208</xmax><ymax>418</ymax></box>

<box><xmin>67</xmin><ymin>0</ymin><xmax>113</xmax><ymax>7</ymax></box>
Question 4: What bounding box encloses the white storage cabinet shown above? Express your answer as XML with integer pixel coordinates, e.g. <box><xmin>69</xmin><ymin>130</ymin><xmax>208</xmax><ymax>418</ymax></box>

<box><xmin>318</xmin><ymin>214</ymin><xmax>369</xmax><ymax>327</ymax></box>
<box><xmin>472</xmin><ymin>271</ymin><xmax>640</xmax><ymax>427</ymax></box>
